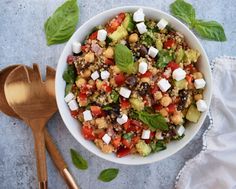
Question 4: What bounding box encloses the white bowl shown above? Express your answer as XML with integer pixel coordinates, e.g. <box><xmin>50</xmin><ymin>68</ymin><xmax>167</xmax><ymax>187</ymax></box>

<box><xmin>56</xmin><ymin>6</ymin><xmax>212</xmax><ymax>165</ymax></box>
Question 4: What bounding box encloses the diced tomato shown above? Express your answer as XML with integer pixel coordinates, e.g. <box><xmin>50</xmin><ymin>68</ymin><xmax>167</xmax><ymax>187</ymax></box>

<box><xmin>123</xmin><ymin>120</ymin><xmax>131</xmax><ymax>131</ymax></box>
<box><xmin>89</xmin><ymin>31</ymin><xmax>98</xmax><ymax>40</ymax></box>
<box><xmin>173</xmin><ymin>97</ymin><xmax>180</xmax><ymax>104</ymax></box>
<box><xmin>115</xmin><ymin>73</ymin><xmax>126</xmax><ymax>86</ymax></box>
<box><xmin>80</xmin><ymin>84</ymin><xmax>90</xmax><ymax>94</ymax></box>
<box><xmin>104</xmin><ymin>58</ymin><xmax>114</xmax><ymax>65</ymax></box>
<box><xmin>150</xmin><ymin>84</ymin><xmax>159</xmax><ymax>94</ymax></box>
<box><xmin>81</xmin><ymin>45</ymin><xmax>88</xmax><ymax>52</ymax></box>
<box><xmin>131</xmin><ymin>136</ymin><xmax>140</xmax><ymax>144</ymax></box>
<box><xmin>106</xmin><ymin>13</ymin><xmax>126</xmax><ymax>34</ymax></box>
<box><xmin>112</xmin><ymin>136</ymin><xmax>121</xmax><ymax>148</ymax></box>
<box><xmin>186</xmin><ymin>74</ymin><xmax>193</xmax><ymax>84</ymax></box>
<box><xmin>120</xmin><ymin>98</ymin><xmax>130</xmax><ymax>109</ymax></box>
<box><xmin>90</xmin><ymin>106</ymin><xmax>102</xmax><ymax>116</ymax></box>
<box><xmin>154</xmin><ymin>104</ymin><xmax>163</xmax><ymax>111</ymax></box>
<box><xmin>185</xmin><ymin>65</ymin><xmax>197</xmax><ymax>73</ymax></box>
<box><xmin>164</xmin><ymin>39</ymin><xmax>175</xmax><ymax>49</ymax></box>
<box><xmin>70</xmin><ymin>110</ymin><xmax>79</xmax><ymax>118</ymax></box>
<box><xmin>67</xmin><ymin>55</ymin><xmax>74</xmax><ymax>65</ymax></box>
<box><xmin>150</xmin><ymin>131</ymin><xmax>156</xmax><ymax>139</ymax></box>
<box><xmin>122</xmin><ymin>138</ymin><xmax>133</xmax><ymax>149</ymax></box>
<box><xmin>124</xmin><ymin>120</ymin><xmax>142</xmax><ymax>133</ymax></box>
<box><xmin>117</xmin><ymin>147</ymin><xmax>131</xmax><ymax>158</ymax></box>
<box><xmin>140</xmin><ymin>70</ymin><xmax>152</xmax><ymax>78</ymax></box>
<box><xmin>97</xmin><ymin>131</ymin><xmax>105</xmax><ymax>139</ymax></box>
<box><xmin>105</xmin><ymin>84</ymin><xmax>112</xmax><ymax>93</ymax></box>
<box><xmin>78</xmin><ymin>93</ymin><xmax>87</xmax><ymax>100</ymax></box>
<box><xmin>167</xmin><ymin>61</ymin><xmax>179</xmax><ymax>71</ymax></box>
<box><xmin>145</xmin><ymin>139</ymin><xmax>151</xmax><ymax>144</ymax></box>
<box><xmin>82</xmin><ymin>125</ymin><xmax>95</xmax><ymax>140</ymax></box>
<box><xmin>167</xmin><ymin>104</ymin><xmax>176</xmax><ymax>113</ymax></box>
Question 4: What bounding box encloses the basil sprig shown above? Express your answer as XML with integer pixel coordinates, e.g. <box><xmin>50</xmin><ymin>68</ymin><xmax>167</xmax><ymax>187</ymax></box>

<box><xmin>133</xmin><ymin>111</ymin><xmax>168</xmax><ymax>131</ymax></box>
<box><xmin>70</xmin><ymin>149</ymin><xmax>88</xmax><ymax>170</ymax></box>
<box><xmin>44</xmin><ymin>0</ymin><xmax>79</xmax><ymax>45</ymax></box>
<box><xmin>98</xmin><ymin>168</ymin><xmax>119</xmax><ymax>182</ymax></box>
<box><xmin>170</xmin><ymin>0</ymin><xmax>226</xmax><ymax>41</ymax></box>
<box><xmin>115</xmin><ymin>44</ymin><xmax>137</xmax><ymax>74</ymax></box>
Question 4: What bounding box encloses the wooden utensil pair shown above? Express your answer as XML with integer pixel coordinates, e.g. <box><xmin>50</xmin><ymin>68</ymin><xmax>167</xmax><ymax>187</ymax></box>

<box><xmin>0</xmin><ymin>64</ymin><xmax>79</xmax><ymax>189</ymax></box>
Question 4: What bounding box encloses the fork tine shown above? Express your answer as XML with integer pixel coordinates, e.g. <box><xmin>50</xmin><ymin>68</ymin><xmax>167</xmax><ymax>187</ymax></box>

<box><xmin>32</xmin><ymin>63</ymin><xmax>42</xmax><ymax>81</ymax></box>
<box><xmin>46</xmin><ymin>66</ymin><xmax>55</xmax><ymax>81</ymax></box>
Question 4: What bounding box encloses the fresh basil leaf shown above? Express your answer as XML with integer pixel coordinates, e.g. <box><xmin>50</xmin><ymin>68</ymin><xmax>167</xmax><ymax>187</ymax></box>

<box><xmin>115</xmin><ymin>44</ymin><xmax>136</xmax><ymax>74</ymax></box>
<box><xmin>63</xmin><ymin>65</ymin><xmax>76</xmax><ymax>83</ymax></box>
<box><xmin>150</xmin><ymin>141</ymin><xmax>167</xmax><ymax>152</ymax></box>
<box><xmin>65</xmin><ymin>83</ymin><xmax>73</xmax><ymax>95</ymax></box>
<box><xmin>98</xmin><ymin>168</ymin><xmax>119</xmax><ymax>182</ymax></box>
<box><xmin>156</xmin><ymin>50</ymin><xmax>174</xmax><ymax>68</ymax></box>
<box><xmin>170</xmin><ymin>0</ymin><xmax>196</xmax><ymax>25</ymax></box>
<box><xmin>136</xmin><ymin>111</ymin><xmax>168</xmax><ymax>130</ymax></box>
<box><xmin>111</xmin><ymin>90</ymin><xmax>119</xmax><ymax>103</ymax></box>
<box><xmin>70</xmin><ymin>149</ymin><xmax>88</xmax><ymax>170</ymax></box>
<box><xmin>44</xmin><ymin>0</ymin><xmax>79</xmax><ymax>45</ymax></box>
<box><xmin>194</xmin><ymin>20</ymin><xmax>227</xmax><ymax>41</ymax></box>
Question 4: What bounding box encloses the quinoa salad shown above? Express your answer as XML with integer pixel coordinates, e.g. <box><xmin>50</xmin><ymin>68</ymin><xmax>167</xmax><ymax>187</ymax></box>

<box><xmin>63</xmin><ymin>9</ymin><xmax>208</xmax><ymax>158</ymax></box>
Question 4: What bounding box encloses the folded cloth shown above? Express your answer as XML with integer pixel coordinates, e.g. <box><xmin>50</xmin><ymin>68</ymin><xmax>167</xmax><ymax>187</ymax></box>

<box><xmin>175</xmin><ymin>56</ymin><xmax>236</xmax><ymax>189</ymax></box>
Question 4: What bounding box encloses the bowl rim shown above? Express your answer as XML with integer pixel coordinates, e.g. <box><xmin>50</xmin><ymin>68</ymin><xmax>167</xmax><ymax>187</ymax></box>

<box><xmin>56</xmin><ymin>6</ymin><xmax>212</xmax><ymax>165</ymax></box>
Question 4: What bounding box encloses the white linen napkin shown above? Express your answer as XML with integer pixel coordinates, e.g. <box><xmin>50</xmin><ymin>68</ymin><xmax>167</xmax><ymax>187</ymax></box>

<box><xmin>175</xmin><ymin>56</ymin><xmax>236</xmax><ymax>189</ymax></box>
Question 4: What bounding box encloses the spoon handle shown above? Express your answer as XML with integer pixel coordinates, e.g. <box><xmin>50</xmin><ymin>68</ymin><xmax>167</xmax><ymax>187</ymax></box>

<box><xmin>44</xmin><ymin>130</ymin><xmax>80</xmax><ymax>189</ymax></box>
<box><xmin>32</xmin><ymin>129</ymin><xmax>48</xmax><ymax>189</ymax></box>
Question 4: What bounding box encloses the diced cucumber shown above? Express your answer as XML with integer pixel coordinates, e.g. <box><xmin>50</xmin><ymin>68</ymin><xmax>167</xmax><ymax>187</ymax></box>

<box><xmin>129</xmin><ymin>98</ymin><xmax>144</xmax><ymax>111</ymax></box>
<box><xmin>174</xmin><ymin>79</ymin><xmax>188</xmax><ymax>90</ymax></box>
<box><xmin>175</xmin><ymin>48</ymin><xmax>185</xmax><ymax>63</ymax></box>
<box><xmin>155</xmin><ymin>38</ymin><xmax>163</xmax><ymax>50</ymax></box>
<box><xmin>122</xmin><ymin>13</ymin><xmax>135</xmax><ymax>32</ymax></box>
<box><xmin>186</xmin><ymin>105</ymin><xmax>201</xmax><ymax>123</ymax></box>
<box><xmin>109</xmin><ymin>25</ymin><xmax>128</xmax><ymax>42</ymax></box>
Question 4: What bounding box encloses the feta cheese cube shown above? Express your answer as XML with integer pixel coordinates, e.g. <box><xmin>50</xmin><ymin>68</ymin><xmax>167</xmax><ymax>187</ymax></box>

<box><xmin>176</xmin><ymin>125</ymin><xmax>185</xmax><ymax>136</ymax></box>
<box><xmin>196</xmin><ymin>100</ymin><xmax>208</xmax><ymax>112</ymax></box>
<box><xmin>100</xmin><ymin>70</ymin><xmax>110</xmax><ymax>80</ymax></box>
<box><xmin>155</xmin><ymin>131</ymin><xmax>164</xmax><ymax>140</ymax></box>
<box><xmin>68</xmin><ymin>99</ymin><xmax>78</xmax><ymax>111</ymax></box>
<box><xmin>172</xmin><ymin>68</ymin><xmax>186</xmax><ymax>81</ymax></box>
<box><xmin>97</xmin><ymin>29</ymin><xmax>107</xmax><ymax>41</ymax></box>
<box><xmin>119</xmin><ymin>87</ymin><xmax>131</xmax><ymax>98</ymax></box>
<box><xmin>141</xmin><ymin>129</ymin><xmax>151</xmax><ymax>139</ymax></box>
<box><xmin>102</xmin><ymin>134</ymin><xmax>111</xmax><ymax>144</ymax></box>
<box><xmin>157</xmin><ymin>78</ymin><xmax>171</xmax><ymax>92</ymax></box>
<box><xmin>139</xmin><ymin>61</ymin><xmax>148</xmax><ymax>74</ymax></box>
<box><xmin>194</xmin><ymin>79</ymin><xmax>206</xmax><ymax>89</ymax></box>
<box><xmin>157</xmin><ymin>18</ymin><xmax>168</xmax><ymax>30</ymax></box>
<box><xmin>136</xmin><ymin>22</ymin><xmax>147</xmax><ymax>34</ymax></box>
<box><xmin>64</xmin><ymin>92</ymin><xmax>75</xmax><ymax>103</ymax></box>
<box><xmin>72</xmin><ymin>42</ymin><xmax>81</xmax><ymax>54</ymax></box>
<box><xmin>91</xmin><ymin>71</ymin><xmax>100</xmax><ymax>80</ymax></box>
<box><xmin>148</xmin><ymin>46</ymin><xmax>159</xmax><ymax>58</ymax></box>
<box><xmin>83</xmin><ymin>110</ymin><xmax>93</xmax><ymax>121</ymax></box>
<box><xmin>133</xmin><ymin>8</ymin><xmax>145</xmax><ymax>22</ymax></box>
<box><xmin>117</xmin><ymin>114</ymin><xmax>128</xmax><ymax>125</ymax></box>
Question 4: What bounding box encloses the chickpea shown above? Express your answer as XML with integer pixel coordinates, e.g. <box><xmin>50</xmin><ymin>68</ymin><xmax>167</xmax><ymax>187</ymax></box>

<box><xmin>194</xmin><ymin>94</ymin><xmax>203</xmax><ymax>101</ymax></box>
<box><xmin>193</xmin><ymin>72</ymin><xmax>203</xmax><ymax>79</ymax></box>
<box><xmin>140</xmin><ymin>77</ymin><xmax>151</xmax><ymax>84</ymax></box>
<box><xmin>160</xmin><ymin>95</ymin><xmax>172</xmax><ymax>107</ymax></box>
<box><xmin>150</xmin><ymin>67</ymin><xmax>158</xmax><ymax>75</ymax></box>
<box><xmin>96</xmin><ymin>80</ymin><xmax>103</xmax><ymax>90</ymax></box>
<box><xmin>160</xmin><ymin>108</ymin><xmax>168</xmax><ymax>117</ymax></box>
<box><xmin>81</xmin><ymin>69</ymin><xmax>91</xmax><ymax>78</ymax></box>
<box><xmin>103</xmin><ymin>47</ymin><xmax>114</xmax><ymax>59</ymax></box>
<box><xmin>88</xmin><ymin>79</ymin><xmax>95</xmax><ymax>86</ymax></box>
<box><xmin>76</xmin><ymin>78</ymin><xmax>86</xmax><ymax>88</ymax></box>
<box><xmin>109</xmin><ymin>77</ymin><xmax>117</xmax><ymax>87</ymax></box>
<box><xmin>84</xmin><ymin>52</ymin><xmax>94</xmax><ymax>63</ymax></box>
<box><xmin>171</xmin><ymin>112</ymin><xmax>183</xmax><ymax>125</ymax></box>
<box><xmin>112</xmin><ymin>65</ymin><xmax>121</xmax><ymax>74</ymax></box>
<box><xmin>129</xmin><ymin>33</ymin><xmax>139</xmax><ymax>43</ymax></box>
<box><xmin>154</xmin><ymin>91</ymin><xmax>163</xmax><ymax>101</ymax></box>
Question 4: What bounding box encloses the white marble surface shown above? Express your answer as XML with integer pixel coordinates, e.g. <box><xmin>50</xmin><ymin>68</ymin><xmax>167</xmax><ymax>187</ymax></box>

<box><xmin>0</xmin><ymin>0</ymin><xmax>235</xmax><ymax>188</ymax></box>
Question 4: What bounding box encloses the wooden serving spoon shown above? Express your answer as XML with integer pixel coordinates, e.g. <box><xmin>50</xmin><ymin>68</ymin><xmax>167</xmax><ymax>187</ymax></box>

<box><xmin>0</xmin><ymin>65</ymin><xmax>79</xmax><ymax>189</ymax></box>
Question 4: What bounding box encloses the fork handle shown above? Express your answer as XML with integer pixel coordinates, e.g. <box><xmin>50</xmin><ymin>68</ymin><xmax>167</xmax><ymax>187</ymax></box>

<box><xmin>32</xmin><ymin>130</ymin><xmax>48</xmax><ymax>189</ymax></box>
<box><xmin>44</xmin><ymin>129</ymin><xmax>79</xmax><ymax>189</ymax></box>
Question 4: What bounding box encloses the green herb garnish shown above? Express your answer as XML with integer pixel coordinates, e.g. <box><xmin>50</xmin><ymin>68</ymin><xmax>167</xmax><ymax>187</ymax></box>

<box><xmin>170</xmin><ymin>0</ymin><xmax>226</xmax><ymax>41</ymax></box>
<box><xmin>133</xmin><ymin>111</ymin><xmax>168</xmax><ymax>131</ymax></box>
<box><xmin>70</xmin><ymin>149</ymin><xmax>88</xmax><ymax>170</ymax></box>
<box><xmin>102</xmin><ymin>105</ymin><xmax>113</xmax><ymax>111</ymax></box>
<box><xmin>156</xmin><ymin>50</ymin><xmax>174</xmax><ymax>68</ymax></box>
<box><xmin>98</xmin><ymin>168</ymin><xmax>119</xmax><ymax>182</ymax></box>
<box><xmin>44</xmin><ymin>0</ymin><xmax>79</xmax><ymax>45</ymax></box>
<box><xmin>114</xmin><ymin>44</ymin><xmax>137</xmax><ymax>74</ymax></box>
<box><xmin>110</xmin><ymin>90</ymin><xmax>119</xmax><ymax>103</ymax></box>
<box><xmin>65</xmin><ymin>83</ymin><xmax>73</xmax><ymax>95</ymax></box>
<box><xmin>150</xmin><ymin>141</ymin><xmax>167</xmax><ymax>152</ymax></box>
<box><xmin>123</xmin><ymin>133</ymin><xmax>133</xmax><ymax>140</ymax></box>
<box><xmin>63</xmin><ymin>65</ymin><xmax>76</xmax><ymax>83</ymax></box>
